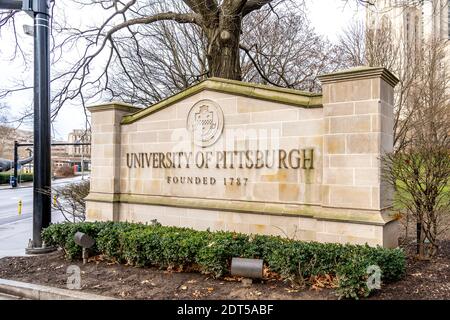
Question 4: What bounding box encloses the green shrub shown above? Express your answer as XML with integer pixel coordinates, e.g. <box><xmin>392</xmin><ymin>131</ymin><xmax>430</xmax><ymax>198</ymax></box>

<box><xmin>96</xmin><ymin>221</ymin><xmax>147</xmax><ymax>262</ymax></box>
<box><xmin>0</xmin><ymin>172</ymin><xmax>33</xmax><ymax>185</ymax></box>
<box><xmin>335</xmin><ymin>255</ymin><xmax>372</xmax><ymax>299</ymax></box>
<box><xmin>19</xmin><ymin>173</ymin><xmax>33</xmax><ymax>183</ymax></box>
<box><xmin>0</xmin><ymin>172</ymin><xmax>11</xmax><ymax>184</ymax></box>
<box><xmin>42</xmin><ymin>221</ymin><xmax>106</xmax><ymax>258</ymax></box>
<box><xmin>42</xmin><ymin>221</ymin><xmax>406</xmax><ymax>299</ymax></box>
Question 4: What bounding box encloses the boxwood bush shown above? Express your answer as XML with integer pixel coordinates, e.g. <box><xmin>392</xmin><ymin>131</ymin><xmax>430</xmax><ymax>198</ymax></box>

<box><xmin>42</xmin><ymin>221</ymin><xmax>406</xmax><ymax>299</ymax></box>
<box><xmin>0</xmin><ymin>172</ymin><xmax>33</xmax><ymax>184</ymax></box>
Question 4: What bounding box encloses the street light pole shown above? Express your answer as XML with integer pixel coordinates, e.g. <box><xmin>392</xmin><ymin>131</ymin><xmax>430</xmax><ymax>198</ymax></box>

<box><xmin>13</xmin><ymin>140</ymin><xmax>18</xmax><ymax>188</ymax></box>
<box><xmin>0</xmin><ymin>0</ymin><xmax>53</xmax><ymax>252</ymax></box>
<box><xmin>30</xmin><ymin>0</ymin><xmax>51</xmax><ymax>251</ymax></box>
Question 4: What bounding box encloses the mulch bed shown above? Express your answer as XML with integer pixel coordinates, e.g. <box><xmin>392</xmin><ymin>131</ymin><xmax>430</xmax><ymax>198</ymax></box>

<box><xmin>368</xmin><ymin>239</ymin><xmax>450</xmax><ymax>300</ymax></box>
<box><xmin>0</xmin><ymin>250</ymin><xmax>335</xmax><ymax>300</ymax></box>
<box><xmin>0</xmin><ymin>239</ymin><xmax>449</xmax><ymax>300</ymax></box>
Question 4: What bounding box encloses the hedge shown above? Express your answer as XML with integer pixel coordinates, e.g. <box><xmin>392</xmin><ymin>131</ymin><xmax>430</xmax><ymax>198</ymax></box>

<box><xmin>42</xmin><ymin>221</ymin><xmax>406</xmax><ymax>299</ymax></box>
<box><xmin>0</xmin><ymin>172</ymin><xmax>33</xmax><ymax>184</ymax></box>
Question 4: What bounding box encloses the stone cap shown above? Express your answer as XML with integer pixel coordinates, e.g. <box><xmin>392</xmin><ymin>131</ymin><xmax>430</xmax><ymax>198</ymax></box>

<box><xmin>86</xmin><ymin>192</ymin><xmax>397</xmax><ymax>226</ymax></box>
<box><xmin>121</xmin><ymin>77</ymin><xmax>323</xmax><ymax>125</ymax></box>
<box><xmin>318</xmin><ymin>66</ymin><xmax>399</xmax><ymax>87</ymax></box>
<box><xmin>87</xmin><ymin>101</ymin><xmax>143</xmax><ymax>113</ymax></box>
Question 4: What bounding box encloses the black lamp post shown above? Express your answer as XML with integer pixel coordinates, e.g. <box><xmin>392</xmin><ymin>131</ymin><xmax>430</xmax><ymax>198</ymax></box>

<box><xmin>0</xmin><ymin>0</ymin><xmax>52</xmax><ymax>252</ymax></box>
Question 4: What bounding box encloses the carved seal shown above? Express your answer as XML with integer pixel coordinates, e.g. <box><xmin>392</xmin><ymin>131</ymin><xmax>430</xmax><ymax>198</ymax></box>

<box><xmin>187</xmin><ymin>99</ymin><xmax>224</xmax><ymax>148</ymax></box>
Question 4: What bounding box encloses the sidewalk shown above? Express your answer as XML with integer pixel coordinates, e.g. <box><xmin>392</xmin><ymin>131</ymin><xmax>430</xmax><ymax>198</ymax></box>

<box><xmin>0</xmin><ymin>218</ymin><xmax>33</xmax><ymax>258</ymax></box>
<box><xmin>0</xmin><ymin>212</ymin><xmax>67</xmax><ymax>259</ymax></box>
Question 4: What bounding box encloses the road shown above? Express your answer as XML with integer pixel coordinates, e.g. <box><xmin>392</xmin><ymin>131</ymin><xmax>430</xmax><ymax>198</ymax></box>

<box><xmin>0</xmin><ymin>176</ymin><xmax>87</xmax><ymax>258</ymax></box>
<box><xmin>0</xmin><ymin>176</ymin><xmax>86</xmax><ymax>225</ymax></box>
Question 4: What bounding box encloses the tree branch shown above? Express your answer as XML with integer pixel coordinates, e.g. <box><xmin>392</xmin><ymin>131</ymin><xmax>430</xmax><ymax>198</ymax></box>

<box><xmin>242</xmin><ymin>0</ymin><xmax>274</xmax><ymax>16</ymax></box>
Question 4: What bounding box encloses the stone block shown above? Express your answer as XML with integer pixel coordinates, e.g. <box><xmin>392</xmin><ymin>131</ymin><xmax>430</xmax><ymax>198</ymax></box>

<box><xmin>354</xmin><ymin>168</ymin><xmax>380</xmax><ymax>186</ymax></box>
<box><xmin>282</xmin><ymin>119</ymin><xmax>323</xmax><ymax>137</ymax></box>
<box><xmin>324</xmin><ymin>135</ymin><xmax>346</xmax><ymax>154</ymax></box>
<box><xmin>354</xmin><ymin>100</ymin><xmax>381</xmax><ymax>115</ymax></box>
<box><xmin>329</xmin><ymin>115</ymin><xmax>371</xmax><ymax>134</ymax></box>
<box><xmin>279</xmin><ymin>183</ymin><xmax>300</xmax><ymax>201</ymax></box>
<box><xmin>329</xmin><ymin>154</ymin><xmax>372</xmax><ymax>168</ymax></box>
<box><xmin>323</xmin><ymin>168</ymin><xmax>354</xmax><ymax>185</ymax></box>
<box><xmin>329</xmin><ymin>186</ymin><xmax>372</xmax><ymax>208</ymax></box>
<box><xmin>346</xmin><ymin>133</ymin><xmax>380</xmax><ymax>154</ymax></box>
<box><xmin>251</xmin><ymin>109</ymin><xmax>298</xmax><ymax>123</ymax></box>
<box><xmin>324</xmin><ymin>102</ymin><xmax>354</xmax><ymax>116</ymax></box>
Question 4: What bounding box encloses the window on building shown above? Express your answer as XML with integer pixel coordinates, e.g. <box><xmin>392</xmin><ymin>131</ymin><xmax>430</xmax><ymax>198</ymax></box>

<box><xmin>406</xmin><ymin>13</ymin><xmax>410</xmax><ymax>42</ymax></box>
<box><xmin>415</xmin><ymin>17</ymin><xmax>420</xmax><ymax>52</ymax></box>
<box><xmin>448</xmin><ymin>2</ymin><xmax>450</xmax><ymax>39</ymax></box>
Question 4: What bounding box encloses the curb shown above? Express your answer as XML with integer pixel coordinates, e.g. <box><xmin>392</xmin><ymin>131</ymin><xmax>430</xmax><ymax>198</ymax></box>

<box><xmin>0</xmin><ymin>279</ymin><xmax>117</xmax><ymax>300</ymax></box>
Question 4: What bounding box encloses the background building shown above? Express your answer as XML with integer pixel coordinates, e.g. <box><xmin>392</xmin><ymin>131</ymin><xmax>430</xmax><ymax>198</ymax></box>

<box><xmin>0</xmin><ymin>126</ymin><xmax>91</xmax><ymax>174</ymax></box>
<box><xmin>67</xmin><ymin>129</ymin><xmax>91</xmax><ymax>158</ymax></box>
<box><xmin>367</xmin><ymin>0</ymin><xmax>449</xmax><ymax>41</ymax></box>
<box><xmin>0</xmin><ymin>126</ymin><xmax>33</xmax><ymax>160</ymax></box>
<box><xmin>367</xmin><ymin>0</ymin><xmax>450</xmax><ymax>64</ymax></box>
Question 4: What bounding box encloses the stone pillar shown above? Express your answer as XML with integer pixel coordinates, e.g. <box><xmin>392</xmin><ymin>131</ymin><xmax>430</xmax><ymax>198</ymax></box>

<box><xmin>318</xmin><ymin>67</ymin><xmax>399</xmax><ymax>247</ymax></box>
<box><xmin>85</xmin><ymin>102</ymin><xmax>141</xmax><ymax>221</ymax></box>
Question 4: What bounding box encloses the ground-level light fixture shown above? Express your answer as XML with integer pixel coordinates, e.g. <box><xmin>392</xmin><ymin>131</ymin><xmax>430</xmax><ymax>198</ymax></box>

<box><xmin>231</xmin><ymin>257</ymin><xmax>264</xmax><ymax>280</ymax></box>
<box><xmin>74</xmin><ymin>232</ymin><xmax>95</xmax><ymax>264</ymax></box>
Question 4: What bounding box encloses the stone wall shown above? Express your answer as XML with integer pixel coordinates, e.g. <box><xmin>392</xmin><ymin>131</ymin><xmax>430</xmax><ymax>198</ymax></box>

<box><xmin>86</xmin><ymin>67</ymin><xmax>400</xmax><ymax>248</ymax></box>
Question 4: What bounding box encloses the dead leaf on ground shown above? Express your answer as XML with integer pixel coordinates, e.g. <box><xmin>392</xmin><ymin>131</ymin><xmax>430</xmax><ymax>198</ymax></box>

<box><xmin>192</xmin><ymin>290</ymin><xmax>202</xmax><ymax>298</ymax></box>
<box><xmin>310</xmin><ymin>274</ymin><xmax>338</xmax><ymax>290</ymax></box>
<box><xmin>223</xmin><ymin>276</ymin><xmax>242</xmax><ymax>282</ymax></box>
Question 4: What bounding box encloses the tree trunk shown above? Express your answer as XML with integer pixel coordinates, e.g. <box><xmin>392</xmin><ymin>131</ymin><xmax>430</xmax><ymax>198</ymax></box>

<box><xmin>416</xmin><ymin>221</ymin><xmax>421</xmax><ymax>254</ymax></box>
<box><xmin>205</xmin><ymin>15</ymin><xmax>242</xmax><ymax>80</ymax></box>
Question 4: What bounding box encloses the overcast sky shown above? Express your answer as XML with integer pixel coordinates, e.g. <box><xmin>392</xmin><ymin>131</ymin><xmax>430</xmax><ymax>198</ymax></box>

<box><xmin>0</xmin><ymin>0</ymin><xmax>363</xmax><ymax>140</ymax></box>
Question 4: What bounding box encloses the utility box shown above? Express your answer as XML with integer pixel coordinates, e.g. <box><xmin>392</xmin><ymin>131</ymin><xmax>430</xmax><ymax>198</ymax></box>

<box><xmin>10</xmin><ymin>176</ymin><xmax>17</xmax><ymax>188</ymax></box>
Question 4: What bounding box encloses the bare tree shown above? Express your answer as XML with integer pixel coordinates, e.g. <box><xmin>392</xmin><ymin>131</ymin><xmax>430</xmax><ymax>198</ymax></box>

<box><xmin>106</xmin><ymin>5</ymin><xmax>345</xmax><ymax>106</ymax></box>
<box><xmin>338</xmin><ymin>20</ymin><xmax>420</xmax><ymax>152</ymax></box>
<box><xmin>0</xmin><ymin>102</ymin><xmax>8</xmax><ymax>124</ymax></box>
<box><xmin>2</xmin><ymin>1</ymin><xmax>296</xmax><ymax>107</ymax></box>
<box><xmin>107</xmin><ymin>13</ymin><xmax>209</xmax><ymax>106</ymax></box>
<box><xmin>0</xmin><ymin>103</ymin><xmax>14</xmax><ymax>159</ymax></box>
<box><xmin>46</xmin><ymin>180</ymin><xmax>90</xmax><ymax>223</ymax></box>
<box><xmin>240</xmin><ymin>8</ymin><xmax>344</xmax><ymax>92</ymax></box>
<box><xmin>338</xmin><ymin>2</ymin><xmax>450</xmax><ymax>255</ymax></box>
<box><xmin>0</xmin><ymin>0</ymin><xmax>383</xmax><ymax>118</ymax></box>
<box><xmin>382</xmin><ymin>40</ymin><xmax>450</xmax><ymax>259</ymax></box>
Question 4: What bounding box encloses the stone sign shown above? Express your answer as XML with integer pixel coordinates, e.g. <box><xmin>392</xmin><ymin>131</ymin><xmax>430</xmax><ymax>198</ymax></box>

<box><xmin>86</xmin><ymin>67</ymin><xmax>400</xmax><ymax>248</ymax></box>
